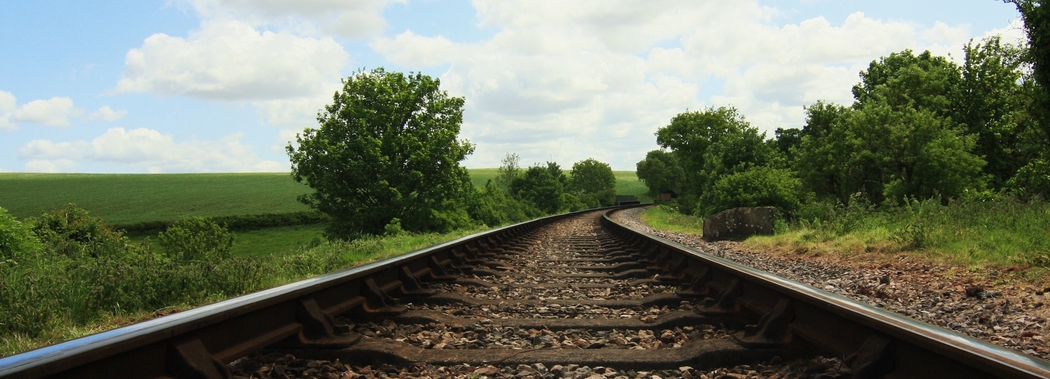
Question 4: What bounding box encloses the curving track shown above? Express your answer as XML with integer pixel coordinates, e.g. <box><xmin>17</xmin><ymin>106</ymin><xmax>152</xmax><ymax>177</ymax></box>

<box><xmin>1</xmin><ymin>207</ymin><xmax>1049</xmax><ymax>378</ymax></box>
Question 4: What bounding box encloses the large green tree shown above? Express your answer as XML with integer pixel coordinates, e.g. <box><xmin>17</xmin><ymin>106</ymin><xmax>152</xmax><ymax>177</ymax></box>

<box><xmin>635</xmin><ymin>150</ymin><xmax>684</xmax><ymax>196</ymax></box>
<box><xmin>957</xmin><ymin>36</ymin><xmax>1030</xmax><ymax>187</ymax></box>
<box><xmin>510</xmin><ymin>162</ymin><xmax>566</xmax><ymax>214</ymax></box>
<box><xmin>655</xmin><ymin>106</ymin><xmax>778</xmax><ymax>213</ymax></box>
<box><xmin>287</xmin><ymin>68</ymin><xmax>475</xmax><ymax>237</ymax></box>
<box><xmin>569</xmin><ymin>158</ymin><xmax>616</xmax><ymax>206</ymax></box>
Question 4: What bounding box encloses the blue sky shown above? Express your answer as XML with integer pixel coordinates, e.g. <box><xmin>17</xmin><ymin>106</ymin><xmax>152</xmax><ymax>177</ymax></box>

<box><xmin>0</xmin><ymin>1</ymin><xmax>1024</xmax><ymax>172</ymax></box>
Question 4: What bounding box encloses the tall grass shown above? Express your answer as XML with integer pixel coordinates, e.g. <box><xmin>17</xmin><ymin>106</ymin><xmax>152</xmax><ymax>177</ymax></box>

<box><xmin>768</xmin><ymin>195</ymin><xmax>1050</xmax><ymax>267</ymax></box>
<box><xmin>641</xmin><ymin>195</ymin><xmax>1050</xmax><ymax>270</ymax></box>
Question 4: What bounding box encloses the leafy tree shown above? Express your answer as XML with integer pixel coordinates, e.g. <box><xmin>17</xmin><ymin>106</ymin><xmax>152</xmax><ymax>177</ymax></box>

<box><xmin>1006</xmin><ymin>158</ymin><xmax>1050</xmax><ymax>199</ymax></box>
<box><xmin>852</xmin><ymin>49</ymin><xmax>961</xmax><ymax>117</ymax></box>
<box><xmin>287</xmin><ymin>68</ymin><xmax>476</xmax><ymax>237</ymax></box>
<box><xmin>468</xmin><ymin>180</ymin><xmax>530</xmax><ymax>226</ymax></box>
<box><xmin>493</xmin><ymin>152</ymin><xmax>522</xmax><ymax>191</ymax></box>
<box><xmin>158</xmin><ymin>217</ymin><xmax>234</xmax><ymax>261</ymax></box>
<box><xmin>957</xmin><ymin>36</ymin><xmax>1029</xmax><ymax>187</ymax></box>
<box><xmin>849</xmin><ymin>103</ymin><xmax>985</xmax><ymax>204</ymax></box>
<box><xmin>569</xmin><ymin>158</ymin><xmax>616</xmax><ymax>206</ymax></box>
<box><xmin>1006</xmin><ymin>0</ymin><xmax>1050</xmax><ymax>146</ymax></box>
<box><xmin>635</xmin><ymin>150</ymin><xmax>684</xmax><ymax>197</ymax></box>
<box><xmin>794</xmin><ymin>102</ymin><xmax>856</xmax><ymax>202</ymax></box>
<box><xmin>510</xmin><ymin>162</ymin><xmax>565</xmax><ymax>214</ymax></box>
<box><xmin>773</xmin><ymin>127</ymin><xmax>804</xmax><ymax>160</ymax></box>
<box><xmin>655</xmin><ymin>106</ymin><xmax>778</xmax><ymax>213</ymax></box>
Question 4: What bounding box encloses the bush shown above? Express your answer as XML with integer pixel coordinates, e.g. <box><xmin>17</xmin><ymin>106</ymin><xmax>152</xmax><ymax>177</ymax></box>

<box><xmin>158</xmin><ymin>217</ymin><xmax>234</xmax><ymax>261</ymax></box>
<box><xmin>1007</xmin><ymin>158</ymin><xmax>1050</xmax><ymax>200</ymax></box>
<box><xmin>700</xmin><ymin>167</ymin><xmax>804</xmax><ymax>216</ymax></box>
<box><xmin>29</xmin><ymin>204</ymin><xmax>133</xmax><ymax>260</ymax></box>
<box><xmin>0</xmin><ymin>207</ymin><xmax>40</xmax><ymax>261</ymax></box>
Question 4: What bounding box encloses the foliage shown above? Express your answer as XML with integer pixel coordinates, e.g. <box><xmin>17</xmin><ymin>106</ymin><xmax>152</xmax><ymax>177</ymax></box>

<box><xmin>747</xmin><ymin>194</ymin><xmax>1050</xmax><ymax>267</ymax></box>
<box><xmin>1007</xmin><ymin>158</ymin><xmax>1050</xmax><ymax>199</ymax></box>
<box><xmin>957</xmin><ymin>36</ymin><xmax>1031</xmax><ymax>187</ymax></box>
<box><xmin>852</xmin><ymin>49</ymin><xmax>960</xmax><ymax>117</ymax></box>
<box><xmin>158</xmin><ymin>217</ymin><xmax>235</xmax><ymax>262</ymax></box>
<box><xmin>29</xmin><ymin>204</ymin><xmax>133</xmax><ymax>260</ymax></box>
<box><xmin>119</xmin><ymin>211</ymin><xmax>328</xmax><ymax>235</ymax></box>
<box><xmin>654</xmin><ymin>106</ymin><xmax>779</xmax><ymax>213</ymax></box>
<box><xmin>2</xmin><ymin>202</ymin><xmax>487</xmax><ymax>357</ymax></box>
<box><xmin>493</xmin><ymin>153</ymin><xmax>522</xmax><ymax>191</ymax></box>
<box><xmin>795</xmin><ymin>64</ymin><xmax>986</xmax><ymax>205</ymax></box>
<box><xmin>1006</xmin><ymin>0</ymin><xmax>1050</xmax><ymax>147</ymax></box>
<box><xmin>699</xmin><ymin>167</ymin><xmax>803</xmax><ymax>216</ymax></box>
<box><xmin>0</xmin><ymin>207</ymin><xmax>40</xmax><ymax>261</ymax></box>
<box><xmin>568</xmin><ymin>158</ymin><xmax>616</xmax><ymax>206</ymax></box>
<box><xmin>510</xmin><ymin>162</ymin><xmax>566</xmax><ymax>215</ymax></box>
<box><xmin>635</xmin><ymin>150</ymin><xmax>684</xmax><ymax>196</ymax></box>
<box><xmin>287</xmin><ymin>68</ymin><xmax>476</xmax><ymax>237</ymax></box>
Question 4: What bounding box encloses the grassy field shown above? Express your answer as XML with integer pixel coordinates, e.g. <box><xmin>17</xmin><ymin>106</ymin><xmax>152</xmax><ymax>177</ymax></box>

<box><xmin>1</xmin><ymin>169</ymin><xmax>648</xmax><ymax>225</ymax></box>
<box><xmin>613</xmin><ymin>171</ymin><xmax>647</xmax><ymax>197</ymax></box>
<box><xmin>0</xmin><ymin>173</ymin><xmax>313</xmax><ymax>224</ymax></box>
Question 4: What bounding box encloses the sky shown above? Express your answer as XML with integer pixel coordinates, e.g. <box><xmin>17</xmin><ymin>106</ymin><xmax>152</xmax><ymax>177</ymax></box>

<box><xmin>0</xmin><ymin>1</ymin><xmax>1027</xmax><ymax>173</ymax></box>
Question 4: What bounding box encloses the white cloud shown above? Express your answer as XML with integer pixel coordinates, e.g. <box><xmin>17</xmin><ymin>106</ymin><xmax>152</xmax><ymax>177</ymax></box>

<box><xmin>0</xmin><ymin>90</ymin><xmax>127</xmax><ymax>130</ymax></box>
<box><xmin>181</xmin><ymin>0</ymin><xmax>398</xmax><ymax>39</ymax></box>
<box><xmin>24</xmin><ymin>159</ymin><xmax>78</xmax><ymax>173</ymax></box>
<box><xmin>11</xmin><ymin>97</ymin><xmax>79</xmax><ymax>127</ymax></box>
<box><xmin>88</xmin><ymin>106</ymin><xmax>128</xmax><ymax>122</ymax></box>
<box><xmin>372</xmin><ymin>2</ymin><xmax>981</xmax><ymax>168</ymax></box>
<box><xmin>115</xmin><ymin>20</ymin><xmax>348</xmax><ymax>101</ymax></box>
<box><xmin>19</xmin><ymin>127</ymin><xmax>284</xmax><ymax>173</ymax></box>
<box><xmin>983</xmin><ymin>18</ymin><xmax>1027</xmax><ymax>46</ymax></box>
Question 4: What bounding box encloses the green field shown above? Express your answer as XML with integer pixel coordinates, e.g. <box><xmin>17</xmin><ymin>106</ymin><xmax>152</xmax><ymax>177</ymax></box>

<box><xmin>467</xmin><ymin>168</ymin><xmax>499</xmax><ymax>188</ymax></box>
<box><xmin>1</xmin><ymin>170</ymin><xmax>648</xmax><ymax>224</ymax></box>
<box><xmin>613</xmin><ymin>171</ymin><xmax>647</xmax><ymax>197</ymax></box>
<box><xmin>0</xmin><ymin>173</ymin><xmax>314</xmax><ymax>224</ymax></box>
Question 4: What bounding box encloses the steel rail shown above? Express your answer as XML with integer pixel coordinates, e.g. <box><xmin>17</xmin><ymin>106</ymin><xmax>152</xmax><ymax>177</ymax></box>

<box><xmin>0</xmin><ymin>208</ymin><xmax>604</xmax><ymax>379</ymax></box>
<box><xmin>600</xmin><ymin>208</ymin><xmax>1050</xmax><ymax>379</ymax></box>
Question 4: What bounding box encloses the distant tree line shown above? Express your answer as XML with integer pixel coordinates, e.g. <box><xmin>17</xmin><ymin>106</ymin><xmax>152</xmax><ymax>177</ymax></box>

<box><xmin>638</xmin><ymin>1</ymin><xmax>1050</xmax><ymax>216</ymax></box>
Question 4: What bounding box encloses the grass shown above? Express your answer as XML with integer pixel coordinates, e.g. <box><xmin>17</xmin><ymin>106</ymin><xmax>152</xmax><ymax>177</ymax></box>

<box><xmin>1</xmin><ymin>224</ymin><xmax>489</xmax><ymax>357</ymax></box>
<box><xmin>1</xmin><ymin>169</ymin><xmax>648</xmax><ymax>226</ymax></box>
<box><xmin>0</xmin><ymin>173</ymin><xmax>313</xmax><ymax>224</ymax></box>
<box><xmin>639</xmin><ymin>197</ymin><xmax>1050</xmax><ymax>279</ymax></box>
<box><xmin>613</xmin><ymin>171</ymin><xmax>648</xmax><ymax>198</ymax></box>
<box><xmin>639</xmin><ymin>205</ymin><xmax>705</xmax><ymax>236</ymax></box>
<box><xmin>132</xmin><ymin>224</ymin><xmax>328</xmax><ymax>258</ymax></box>
<box><xmin>467</xmin><ymin>168</ymin><xmax>499</xmax><ymax>188</ymax></box>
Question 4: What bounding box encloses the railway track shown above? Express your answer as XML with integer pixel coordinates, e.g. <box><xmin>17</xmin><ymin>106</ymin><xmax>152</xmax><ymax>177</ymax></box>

<box><xmin>2</xmin><ymin>207</ymin><xmax>1050</xmax><ymax>378</ymax></box>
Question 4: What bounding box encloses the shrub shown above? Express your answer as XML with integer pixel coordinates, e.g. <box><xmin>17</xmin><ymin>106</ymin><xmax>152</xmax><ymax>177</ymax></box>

<box><xmin>158</xmin><ymin>217</ymin><xmax>234</xmax><ymax>261</ymax></box>
<box><xmin>700</xmin><ymin>167</ymin><xmax>803</xmax><ymax>216</ymax></box>
<box><xmin>0</xmin><ymin>207</ymin><xmax>40</xmax><ymax>261</ymax></box>
<box><xmin>29</xmin><ymin>204</ymin><xmax>132</xmax><ymax>260</ymax></box>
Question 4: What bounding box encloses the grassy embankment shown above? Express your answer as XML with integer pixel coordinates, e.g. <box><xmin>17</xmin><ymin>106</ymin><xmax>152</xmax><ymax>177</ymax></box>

<box><xmin>640</xmin><ymin>197</ymin><xmax>1050</xmax><ymax>280</ymax></box>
